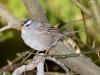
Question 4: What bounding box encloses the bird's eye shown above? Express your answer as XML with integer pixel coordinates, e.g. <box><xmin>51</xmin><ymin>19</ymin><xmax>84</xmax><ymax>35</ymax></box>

<box><xmin>26</xmin><ymin>24</ymin><xmax>30</xmax><ymax>27</ymax></box>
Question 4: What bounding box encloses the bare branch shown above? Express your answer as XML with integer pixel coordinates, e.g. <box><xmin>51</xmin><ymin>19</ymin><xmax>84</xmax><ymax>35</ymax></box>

<box><xmin>70</xmin><ymin>0</ymin><xmax>91</xmax><ymax>16</ymax></box>
<box><xmin>37</xmin><ymin>60</ymin><xmax>44</xmax><ymax>75</ymax></box>
<box><xmin>12</xmin><ymin>55</ymin><xmax>45</xmax><ymax>75</ymax></box>
<box><xmin>0</xmin><ymin>22</ymin><xmax>20</xmax><ymax>32</ymax></box>
<box><xmin>0</xmin><ymin>4</ymin><xmax>21</xmax><ymax>30</ymax></box>
<box><xmin>0</xmin><ymin>24</ymin><xmax>12</xmax><ymax>32</ymax></box>
<box><xmin>87</xmin><ymin>0</ymin><xmax>100</xmax><ymax>34</ymax></box>
<box><xmin>46</xmin><ymin>56</ymin><xmax>70</xmax><ymax>75</ymax></box>
<box><xmin>21</xmin><ymin>0</ymin><xmax>48</xmax><ymax>22</ymax></box>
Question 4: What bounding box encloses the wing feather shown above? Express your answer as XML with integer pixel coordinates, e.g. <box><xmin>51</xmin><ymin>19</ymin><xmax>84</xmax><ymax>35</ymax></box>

<box><xmin>36</xmin><ymin>21</ymin><xmax>65</xmax><ymax>36</ymax></box>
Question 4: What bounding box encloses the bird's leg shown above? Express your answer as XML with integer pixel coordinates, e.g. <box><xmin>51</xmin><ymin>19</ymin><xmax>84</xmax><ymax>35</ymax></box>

<box><xmin>33</xmin><ymin>51</ymin><xmax>40</xmax><ymax>59</ymax></box>
<box><xmin>33</xmin><ymin>48</ymin><xmax>50</xmax><ymax>60</ymax></box>
<box><xmin>44</xmin><ymin>48</ymin><xmax>50</xmax><ymax>55</ymax></box>
<box><xmin>35</xmin><ymin>51</ymin><xmax>40</xmax><ymax>55</ymax></box>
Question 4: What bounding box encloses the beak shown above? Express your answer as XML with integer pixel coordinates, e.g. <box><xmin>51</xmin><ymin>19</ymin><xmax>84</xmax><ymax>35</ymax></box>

<box><xmin>20</xmin><ymin>26</ymin><xmax>25</xmax><ymax>30</ymax></box>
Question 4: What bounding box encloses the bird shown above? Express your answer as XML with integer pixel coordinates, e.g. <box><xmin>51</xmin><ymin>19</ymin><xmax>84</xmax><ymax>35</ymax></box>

<box><xmin>20</xmin><ymin>19</ymin><xmax>84</xmax><ymax>54</ymax></box>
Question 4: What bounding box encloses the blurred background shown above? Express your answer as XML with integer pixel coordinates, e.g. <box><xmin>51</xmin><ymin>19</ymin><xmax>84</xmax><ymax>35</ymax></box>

<box><xmin>0</xmin><ymin>0</ymin><xmax>100</xmax><ymax>74</ymax></box>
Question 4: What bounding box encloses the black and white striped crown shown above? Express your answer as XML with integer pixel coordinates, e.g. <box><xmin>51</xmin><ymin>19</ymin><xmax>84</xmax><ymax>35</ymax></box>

<box><xmin>21</xmin><ymin>19</ymin><xmax>33</xmax><ymax>26</ymax></box>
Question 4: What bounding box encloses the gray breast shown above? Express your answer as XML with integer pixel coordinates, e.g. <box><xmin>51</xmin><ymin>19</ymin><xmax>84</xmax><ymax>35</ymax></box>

<box><xmin>21</xmin><ymin>31</ymin><xmax>55</xmax><ymax>51</ymax></box>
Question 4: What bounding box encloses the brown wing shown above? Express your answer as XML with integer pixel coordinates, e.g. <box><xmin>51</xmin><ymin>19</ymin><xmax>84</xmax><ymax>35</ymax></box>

<box><xmin>36</xmin><ymin>21</ymin><xmax>65</xmax><ymax>36</ymax></box>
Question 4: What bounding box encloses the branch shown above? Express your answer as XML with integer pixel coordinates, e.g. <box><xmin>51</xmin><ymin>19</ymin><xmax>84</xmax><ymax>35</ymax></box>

<box><xmin>12</xmin><ymin>55</ymin><xmax>70</xmax><ymax>75</ymax></box>
<box><xmin>0</xmin><ymin>23</ymin><xmax>12</xmax><ymax>32</ymax></box>
<box><xmin>87</xmin><ymin>0</ymin><xmax>100</xmax><ymax>34</ymax></box>
<box><xmin>70</xmin><ymin>0</ymin><xmax>91</xmax><ymax>16</ymax></box>
<box><xmin>46</xmin><ymin>56</ymin><xmax>70</xmax><ymax>75</ymax></box>
<box><xmin>21</xmin><ymin>0</ymin><xmax>48</xmax><ymax>22</ymax></box>
<box><xmin>37</xmin><ymin>60</ymin><xmax>44</xmax><ymax>75</ymax></box>
<box><xmin>0</xmin><ymin>4</ymin><xmax>21</xmax><ymax>30</ymax></box>
<box><xmin>0</xmin><ymin>22</ymin><xmax>19</xmax><ymax>32</ymax></box>
<box><xmin>12</xmin><ymin>55</ymin><xmax>45</xmax><ymax>75</ymax></box>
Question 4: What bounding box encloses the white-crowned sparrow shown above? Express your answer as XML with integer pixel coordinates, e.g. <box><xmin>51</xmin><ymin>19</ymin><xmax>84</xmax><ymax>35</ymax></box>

<box><xmin>20</xmin><ymin>19</ymin><xmax>83</xmax><ymax>54</ymax></box>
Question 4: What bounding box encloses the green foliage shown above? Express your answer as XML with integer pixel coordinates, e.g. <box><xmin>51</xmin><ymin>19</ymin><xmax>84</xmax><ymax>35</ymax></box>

<box><xmin>40</xmin><ymin>0</ymin><xmax>81</xmax><ymax>24</ymax></box>
<box><xmin>7</xmin><ymin>0</ymin><xmax>29</xmax><ymax>19</ymax></box>
<box><xmin>0</xmin><ymin>31</ymin><xmax>13</xmax><ymax>42</ymax></box>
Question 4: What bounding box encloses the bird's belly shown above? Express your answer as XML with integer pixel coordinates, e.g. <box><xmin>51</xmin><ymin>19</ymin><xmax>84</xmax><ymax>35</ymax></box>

<box><xmin>25</xmin><ymin>38</ymin><xmax>48</xmax><ymax>51</ymax></box>
<box><xmin>22</xmin><ymin>35</ymin><xmax>51</xmax><ymax>51</ymax></box>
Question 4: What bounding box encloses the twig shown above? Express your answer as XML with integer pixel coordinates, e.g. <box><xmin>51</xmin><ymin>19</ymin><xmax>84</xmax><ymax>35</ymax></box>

<box><xmin>0</xmin><ymin>22</ymin><xmax>19</xmax><ymax>32</ymax></box>
<box><xmin>21</xmin><ymin>0</ymin><xmax>48</xmax><ymax>22</ymax></box>
<box><xmin>21</xmin><ymin>50</ymin><xmax>34</xmax><ymax>62</ymax></box>
<box><xmin>0</xmin><ymin>51</ymin><xmax>31</xmax><ymax>72</ymax></box>
<box><xmin>37</xmin><ymin>59</ymin><xmax>44</xmax><ymax>75</ymax></box>
<box><xmin>12</xmin><ymin>54</ymin><xmax>45</xmax><ymax>75</ymax></box>
<box><xmin>87</xmin><ymin>0</ymin><xmax>100</xmax><ymax>35</ymax></box>
<box><xmin>70</xmin><ymin>0</ymin><xmax>91</xmax><ymax>16</ymax></box>
<box><xmin>46</xmin><ymin>56</ymin><xmax>70</xmax><ymax>75</ymax></box>
<box><xmin>0</xmin><ymin>24</ymin><xmax>12</xmax><ymax>32</ymax></box>
<box><xmin>0</xmin><ymin>4</ymin><xmax>21</xmax><ymax>30</ymax></box>
<box><xmin>12</xmin><ymin>55</ymin><xmax>70</xmax><ymax>75</ymax></box>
